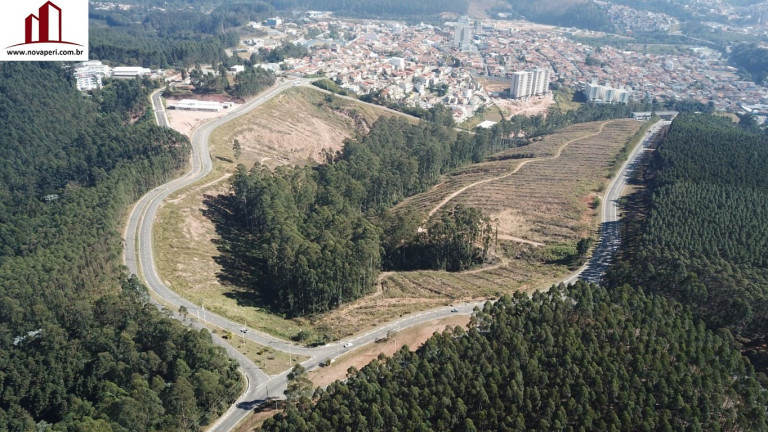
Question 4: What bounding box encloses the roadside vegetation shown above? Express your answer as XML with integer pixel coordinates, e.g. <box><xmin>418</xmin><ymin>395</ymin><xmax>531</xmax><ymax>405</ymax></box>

<box><xmin>0</xmin><ymin>62</ymin><xmax>241</xmax><ymax>431</ymax></box>
<box><xmin>262</xmin><ymin>282</ymin><xmax>768</xmax><ymax>431</ymax></box>
<box><xmin>607</xmin><ymin>113</ymin><xmax>768</xmax><ymax>376</ymax></box>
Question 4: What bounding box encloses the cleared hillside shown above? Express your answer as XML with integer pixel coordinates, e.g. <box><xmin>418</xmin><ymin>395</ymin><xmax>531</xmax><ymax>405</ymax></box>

<box><xmin>155</xmin><ymin>110</ymin><xmax>643</xmax><ymax>340</ymax></box>
<box><xmin>400</xmin><ymin>119</ymin><xmax>642</xmax><ymax>243</ymax></box>
<box><xmin>209</xmin><ymin>86</ymin><xmax>399</xmax><ymax>168</ymax></box>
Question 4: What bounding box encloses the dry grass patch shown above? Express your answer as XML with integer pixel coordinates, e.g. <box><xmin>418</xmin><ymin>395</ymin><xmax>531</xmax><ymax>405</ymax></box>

<box><xmin>461</xmin><ymin>104</ymin><xmax>505</xmax><ymax>129</ymax></box>
<box><xmin>404</xmin><ymin>120</ymin><xmax>642</xmax><ymax>245</ymax></box>
<box><xmin>211</xmin><ymin>329</ymin><xmax>309</xmax><ymax>376</ymax></box>
<box><xmin>209</xmin><ymin>87</ymin><xmax>390</xmax><ymax>169</ymax></box>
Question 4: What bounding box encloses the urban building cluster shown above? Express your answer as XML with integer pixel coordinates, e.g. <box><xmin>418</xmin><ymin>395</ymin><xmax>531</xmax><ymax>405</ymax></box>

<box><xmin>256</xmin><ymin>16</ymin><xmax>768</xmax><ymax>116</ymax></box>
<box><xmin>585</xmin><ymin>80</ymin><xmax>631</xmax><ymax>103</ymax></box>
<box><xmin>599</xmin><ymin>2</ymin><xmax>680</xmax><ymax>34</ymax></box>
<box><xmin>77</xmin><ymin>10</ymin><xmax>768</xmax><ymax>118</ymax></box>
<box><xmin>73</xmin><ymin>60</ymin><xmax>156</xmax><ymax>91</ymax></box>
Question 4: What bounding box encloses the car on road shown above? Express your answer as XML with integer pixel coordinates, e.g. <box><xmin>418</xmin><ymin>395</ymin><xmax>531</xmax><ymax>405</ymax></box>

<box><xmin>343</xmin><ymin>342</ymin><xmax>353</xmax><ymax>348</ymax></box>
<box><xmin>451</xmin><ymin>308</ymin><xmax>459</xmax><ymax>312</ymax></box>
<box><xmin>240</xmin><ymin>328</ymin><xmax>248</xmax><ymax>333</ymax></box>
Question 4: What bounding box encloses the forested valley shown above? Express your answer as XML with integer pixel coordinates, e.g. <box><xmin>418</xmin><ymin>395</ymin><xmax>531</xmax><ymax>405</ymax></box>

<box><xmin>607</xmin><ymin>113</ymin><xmax>768</xmax><ymax>375</ymax></box>
<box><xmin>0</xmin><ymin>63</ymin><xmax>240</xmax><ymax>431</ymax></box>
<box><xmin>262</xmin><ymin>282</ymin><xmax>768</xmax><ymax>431</ymax></box>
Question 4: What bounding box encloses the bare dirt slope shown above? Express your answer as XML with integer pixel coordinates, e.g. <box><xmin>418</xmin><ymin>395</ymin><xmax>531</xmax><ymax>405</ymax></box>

<box><xmin>209</xmin><ymin>87</ymin><xmax>388</xmax><ymax>169</ymax></box>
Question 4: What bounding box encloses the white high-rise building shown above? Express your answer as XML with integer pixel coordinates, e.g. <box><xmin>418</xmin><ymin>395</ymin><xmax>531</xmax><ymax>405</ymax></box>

<box><xmin>509</xmin><ymin>71</ymin><xmax>530</xmax><ymax>99</ymax></box>
<box><xmin>585</xmin><ymin>80</ymin><xmax>605</xmax><ymax>101</ymax></box>
<box><xmin>584</xmin><ymin>80</ymin><xmax>632</xmax><ymax>103</ymax></box>
<box><xmin>453</xmin><ymin>16</ymin><xmax>473</xmax><ymax>50</ymax></box>
<box><xmin>531</xmin><ymin>68</ymin><xmax>551</xmax><ymax>95</ymax></box>
<box><xmin>509</xmin><ymin>68</ymin><xmax>551</xmax><ymax>99</ymax></box>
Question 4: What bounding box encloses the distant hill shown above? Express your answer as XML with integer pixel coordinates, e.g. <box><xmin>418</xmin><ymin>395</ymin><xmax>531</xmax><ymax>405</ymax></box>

<box><xmin>275</xmin><ymin>0</ymin><xmax>469</xmax><ymax>19</ymax></box>
<box><xmin>495</xmin><ymin>0</ymin><xmax>613</xmax><ymax>31</ymax></box>
<box><xmin>730</xmin><ymin>43</ymin><xmax>768</xmax><ymax>84</ymax></box>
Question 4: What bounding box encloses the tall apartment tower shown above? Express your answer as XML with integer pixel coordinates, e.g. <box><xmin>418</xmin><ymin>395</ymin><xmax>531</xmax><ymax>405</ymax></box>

<box><xmin>585</xmin><ymin>80</ymin><xmax>605</xmax><ymax>101</ymax></box>
<box><xmin>531</xmin><ymin>68</ymin><xmax>551</xmax><ymax>95</ymax></box>
<box><xmin>585</xmin><ymin>80</ymin><xmax>631</xmax><ymax>103</ymax></box>
<box><xmin>453</xmin><ymin>16</ymin><xmax>472</xmax><ymax>50</ymax></box>
<box><xmin>509</xmin><ymin>68</ymin><xmax>551</xmax><ymax>99</ymax></box>
<box><xmin>510</xmin><ymin>71</ymin><xmax>531</xmax><ymax>98</ymax></box>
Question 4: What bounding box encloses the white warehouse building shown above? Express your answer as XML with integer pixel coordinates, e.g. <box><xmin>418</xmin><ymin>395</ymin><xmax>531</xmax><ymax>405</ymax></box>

<box><xmin>167</xmin><ymin>99</ymin><xmax>224</xmax><ymax>112</ymax></box>
<box><xmin>112</xmin><ymin>66</ymin><xmax>152</xmax><ymax>78</ymax></box>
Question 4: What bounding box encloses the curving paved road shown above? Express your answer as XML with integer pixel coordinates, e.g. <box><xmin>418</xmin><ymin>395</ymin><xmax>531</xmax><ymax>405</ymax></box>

<box><xmin>125</xmin><ymin>81</ymin><xmax>669</xmax><ymax>430</ymax></box>
<box><xmin>150</xmin><ymin>88</ymin><xmax>170</xmax><ymax>128</ymax></box>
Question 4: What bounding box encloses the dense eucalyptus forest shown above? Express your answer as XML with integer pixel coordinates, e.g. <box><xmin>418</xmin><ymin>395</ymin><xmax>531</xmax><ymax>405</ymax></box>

<box><xmin>607</xmin><ymin>113</ymin><xmax>768</xmax><ymax>374</ymax></box>
<box><xmin>0</xmin><ymin>63</ymin><xmax>240</xmax><ymax>431</ymax></box>
<box><xmin>263</xmin><ymin>282</ymin><xmax>768</xmax><ymax>431</ymax></box>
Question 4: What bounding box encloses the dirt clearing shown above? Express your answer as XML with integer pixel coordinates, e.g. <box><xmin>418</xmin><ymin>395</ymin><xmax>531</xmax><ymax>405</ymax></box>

<box><xmin>167</xmin><ymin>104</ymin><xmax>243</xmax><ymax>138</ymax></box>
<box><xmin>309</xmin><ymin>315</ymin><xmax>471</xmax><ymax>388</ymax></box>
<box><xmin>209</xmin><ymin>87</ymin><xmax>391</xmax><ymax>169</ymax></box>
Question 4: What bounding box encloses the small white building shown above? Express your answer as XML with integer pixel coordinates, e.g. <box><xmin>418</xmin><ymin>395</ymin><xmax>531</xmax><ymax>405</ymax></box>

<box><xmin>167</xmin><ymin>99</ymin><xmax>223</xmax><ymax>112</ymax></box>
<box><xmin>477</xmin><ymin>120</ymin><xmax>497</xmax><ymax>129</ymax></box>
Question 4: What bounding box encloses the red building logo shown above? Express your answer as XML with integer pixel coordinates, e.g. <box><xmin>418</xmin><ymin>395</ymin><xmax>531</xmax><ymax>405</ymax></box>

<box><xmin>9</xmin><ymin>1</ymin><xmax>81</xmax><ymax>47</ymax></box>
<box><xmin>1</xmin><ymin>0</ymin><xmax>88</xmax><ymax>60</ymax></box>
<box><xmin>26</xmin><ymin>1</ymin><xmax>62</xmax><ymax>44</ymax></box>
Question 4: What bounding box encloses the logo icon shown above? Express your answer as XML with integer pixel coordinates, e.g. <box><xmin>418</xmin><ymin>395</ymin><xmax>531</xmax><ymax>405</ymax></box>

<box><xmin>0</xmin><ymin>0</ymin><xmax>88</xmax><ymax>61</ymax></box>
<box><xmin>13</xmin><ymin>2</ymin><xmax>81</xmax><ymax>47</ymax></box>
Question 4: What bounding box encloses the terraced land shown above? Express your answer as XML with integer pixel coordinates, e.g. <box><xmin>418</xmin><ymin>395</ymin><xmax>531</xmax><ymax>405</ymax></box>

<box><xmin>400</xmin><ymin>119</ymin><xmax>642</xmax><ymax>244</ymax></box>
